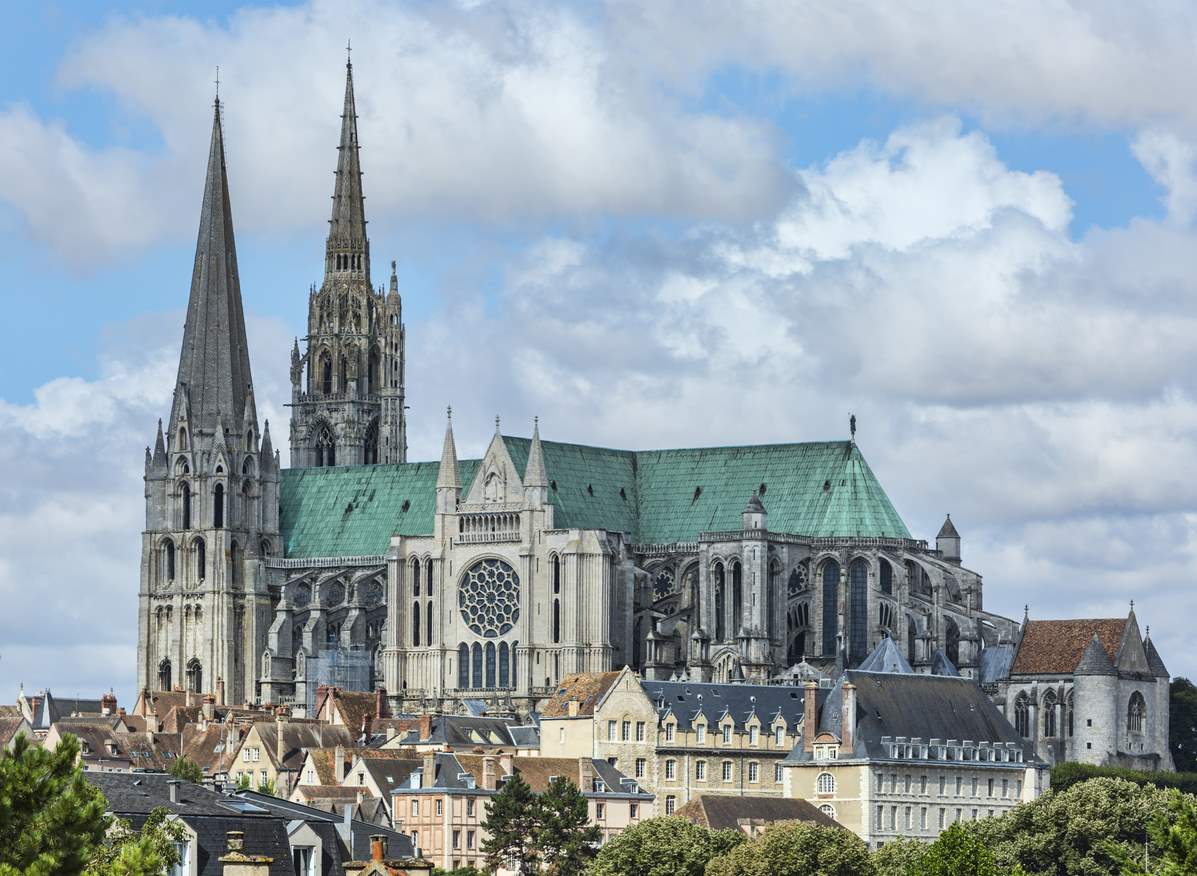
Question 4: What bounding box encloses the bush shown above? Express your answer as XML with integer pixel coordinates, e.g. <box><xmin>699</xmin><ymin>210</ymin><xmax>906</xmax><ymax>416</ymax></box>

<box><xmin>1051</xmin><ymin>762</ymin><xmax>1197</xmax><ymax>795</ymax></box>
<box><xmin>704</xmin><ymin>821</ymin><xmax>873</xmax><ymax>876</ymax></box>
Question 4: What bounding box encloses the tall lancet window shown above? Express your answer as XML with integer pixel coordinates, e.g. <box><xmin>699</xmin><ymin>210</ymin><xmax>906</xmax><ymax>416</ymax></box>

<box><xmin>315</xmin><ymin>424</ymin><xmax>336</xmax><ymax>467</ymax></box>
<box><xmin>213</xmin><ymin>484</ymin><xmax>224</xmax><ymax>529</ymax></box>
<box><xmin>181</xmin><ymin>482</ymin><xmax>191</xmax><ymax>529</ymax></box>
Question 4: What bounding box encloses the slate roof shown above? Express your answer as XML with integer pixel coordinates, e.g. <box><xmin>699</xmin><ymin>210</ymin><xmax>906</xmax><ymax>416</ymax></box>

<box><xmin>1145</xmin><ymin>637</ymin><xmax>1170</xmax><ymax>678</ymax></box>
<box><xmin>930</xmin><ymin>649</ymin><xmax>961</xmax><ymax>677</ymax></box>
<box><xmin>280</xmin><ymin>439</ymin><xmax>911</xmax><ymax>557</ymax></box>
<box><xmin>395</xmin><ymin>715</ymin><xmax>537</xmax><ymax>749</ymax></box>
<box><xmin>358</xmin><ymin>756</ymin><xmax>421</xmax><ymax>797</ymax></box>
<box><xmin>86</xmin><ymin>773</ymin><xmax>292</xmax><ymax>876</ymax></box>
<box><xmin>784</xmin><ymin>671</ymin><xmax>1036</xmax><ymax>764</ymax></box>
<box><xmin>978</xmin><ymin>643</ymin><xmax>1016</xmax><ymax>686</ymax></box>
<box><xmin>642</xmin><ymin>679</ymin><xmax>810</xmax><ymax>732</ymax></box>
<box><xmin>539</xmin><ymin>672</ymin><xmax>622</xmax><ymax>719</ymax></box>
<box><xmin>1010</xmin><ymin>619</ymin><xmax>1127</xmax><ymax>675</ymax></box>
<box><xmin>674</xmin><ymin>793</ymin><xmax>839</xmax><ymax>832</ymax></box>
<box><xmin>856</xmin><ymin>635</ymin><xmax>913</xmax><ymax>674</ymax></box>
<box><xmin>937</xmin><ymin>515</ymin><xmax>960</xmax><ymax>538</ymax></box>
<box><xmin>1074</xmin><ymin>634</ymin><xmax>1116</xmax><ymax>676</ymax></box>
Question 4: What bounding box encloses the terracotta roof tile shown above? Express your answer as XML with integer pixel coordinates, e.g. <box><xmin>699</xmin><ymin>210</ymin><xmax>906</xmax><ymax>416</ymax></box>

<box><xmin>1010</xmin><ymin>619</ymin><xmax>1127</xmax><ymax>675</ymax></box>
<box><xmin>539</xmin><ymin>672</ymin><xmax>621</xmax><ymax>718</ymax></box>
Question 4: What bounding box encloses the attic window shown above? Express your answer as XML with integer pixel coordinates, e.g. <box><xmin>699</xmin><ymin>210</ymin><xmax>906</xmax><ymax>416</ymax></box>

<box><xmin>693</xmin><ymin>486</ymin><xmax>702</xmax><ymax>501</ymax></box>
<box><xmin>759</xmin><ymin>482</ymin><xmax>767</xmax><ymax>495</ymax></box>
<box><xmin>550</xmin><ymin>480</ymin><xmax>557</xmax><ymax>491</ymax></box>
<box><xmin>401</xmin><ymin>499</ymin><xmax>411</xmax><ymax>513</ymax></box>
<box><xmin>587</xmin><ymin>484</ymin><xmax>594</xmax><ymax>496</ymax></box>
<box><xmin>823</xmin><ymin>480</ymin><xmax>831</xmax><ymax>492</ymax></box>
<box><xmin>619</xmin><ymin>487</ymin><xmax>626</xmax><ymax>500</ymax></box>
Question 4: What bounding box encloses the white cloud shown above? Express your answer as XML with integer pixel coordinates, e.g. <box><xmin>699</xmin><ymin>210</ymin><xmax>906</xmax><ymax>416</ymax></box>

<box><xmin>1133</xmin><ymin>129</ymin><xmax>1197</xmax><ymax>225</ymax></box>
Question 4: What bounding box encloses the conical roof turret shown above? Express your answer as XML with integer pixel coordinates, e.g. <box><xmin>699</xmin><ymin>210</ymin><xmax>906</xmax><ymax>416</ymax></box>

<box><xmin>1075</xmin><ymin>632</ymin><xmax>1116</xmax><ymax>676</ymax></box>
<box><xmin>259</xmin><ymin>420</ymin><xmax>276</xmax><ymax>473</ymax></box>
<box><xmin>937</xmin><ymin>514</ymin><xmax>960</xmax><ymax>538</ymax></box>
<box><xmin>168</xmin><ymin>98</ymin><xmax>253</xmax><ymax>442</ymax></box>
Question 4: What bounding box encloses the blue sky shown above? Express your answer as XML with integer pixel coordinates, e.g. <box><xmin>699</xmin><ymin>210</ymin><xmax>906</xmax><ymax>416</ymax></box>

<box><xmin>2</xmin><ymin>1</ymin><xmax>1197</xmax><ymax>703</ymax></box>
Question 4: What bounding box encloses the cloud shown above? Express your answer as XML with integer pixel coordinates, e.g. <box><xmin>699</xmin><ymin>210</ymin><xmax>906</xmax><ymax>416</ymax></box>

<box><xmin>1133</xmin><ymin>129</ymin><xmax>1197</xmax><ymax>225</ymax></box>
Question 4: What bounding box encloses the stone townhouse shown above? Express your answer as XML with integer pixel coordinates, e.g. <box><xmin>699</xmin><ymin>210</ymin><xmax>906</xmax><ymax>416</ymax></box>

<box><xmin>781</xmin><ymin>642</ymin><xmax>1049</xmax><ymax>848</ymax></box>
<box><xmin>540</xmin><ymin>667</ymin><xmax>810</xmax><ymax>813</ymax></box>
<box><xmin>389</xmin><ymin>751</ymin><xmax>651</xmax><ymax>872</ymax></box>
<box><xmin>227</xmin><ymin>719</ymin><xmax>355</xmax><ymax>798</ymax></box>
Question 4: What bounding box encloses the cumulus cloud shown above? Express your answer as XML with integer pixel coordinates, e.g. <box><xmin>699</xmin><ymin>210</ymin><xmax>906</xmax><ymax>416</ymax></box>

<box><xmin>1133</xmin><ymin>129</ymin><xmax>1197</xmax><ymax>225</ymax></box>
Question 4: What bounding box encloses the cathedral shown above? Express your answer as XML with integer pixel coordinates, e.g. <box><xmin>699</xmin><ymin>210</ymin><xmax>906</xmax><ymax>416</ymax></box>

<box><xmin>136</xmin><ymin>60</ymin><xmax>1172</xmax><ymax>770</ymax></box>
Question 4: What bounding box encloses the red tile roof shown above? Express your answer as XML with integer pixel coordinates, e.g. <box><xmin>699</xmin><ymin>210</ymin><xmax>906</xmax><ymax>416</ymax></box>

<box><xmin>539</xmin><ymin>672</ymin><xmax>621</xmax><ymax>718</ymax></box>
<box><xmin>1011</xmin><ymin>619</ymin><xmax>1127</xmax><ymax>675</ymax></box>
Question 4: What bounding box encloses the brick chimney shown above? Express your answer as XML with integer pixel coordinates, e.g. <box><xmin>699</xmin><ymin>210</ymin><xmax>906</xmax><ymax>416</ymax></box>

<box><xmin>418</xmin><ymin>714</ymin><xmax>433</xmax><ymax>742</ymax></box>
<box><xmin>802</xmin><ymin>681</ymin><xmax>818</xmax><ymax>752</ymax></box>
<box><xmin>840</xmin><ymin>681</ymin><xmax>856</xmax><ymax>755</ymax></box>
<box><xmin>422</xmin><ymin>751</ymin><xmax>437</xmax><ymax>788</ymax></box>
<box><xmin>203</xmin><ymin>694</ymin><xmax>216</xmax><ymax>723</ymax></box>
<box><xmin>215</xmin><ymin>676</ymin><xmax>225</xmax><ymax>707</ymax></box>
<box><xmin>498</xmin><ymin>751</ymin><xmax>514</xmax><ymax>780</ymax></box>
<box><xmin>101</xmin><ymin>690</ymin><xmax>117</xmax><ymax>716</ymax></box>
<box><xmin>577</xmin><ymin>757</ymin><xmax>595</xmax><ymax>791</ymax></box>
<box><xmin>335</xmin><ymin>744</ymin><xmax>346</xmax><ymax>783</ymax></box>
<box><xmin>375</xmin><ymin>687</ymin><xmax>387</xmax><ymax>720</ymax></box>
<box><xmin>370</xmin><ymin>835</ymin><xmax>387</xmax><ymax>862</ymax></box>
<box><xmin>481</xmin><ymin>756</ymin><xmax>497</xmax><ymax>791</ymax></box>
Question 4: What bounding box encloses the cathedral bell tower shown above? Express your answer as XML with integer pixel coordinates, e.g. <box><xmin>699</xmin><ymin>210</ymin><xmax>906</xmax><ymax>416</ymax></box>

<box><xmin>138</xmin><ymin>97</ymin><xmax>279</xmax><ymax>706</ymax></box>
<box><xmin>289</xmin><ymin>56</ymin><xmax>407</xmax><ymax>467</ymax></box>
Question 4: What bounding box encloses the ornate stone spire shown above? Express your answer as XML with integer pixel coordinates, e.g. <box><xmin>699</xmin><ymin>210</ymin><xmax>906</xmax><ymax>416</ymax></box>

<box><xmin>524</xmin><ymin>417</ymin><xmax>547</xmax><ymax>488</ymax></box>
<box><xmin>169</xmin><ymin>98</ymin><xmax>253</xmax><ymax>442</ymax></box>
<box><xmin>437</xmin><ymin>407</ymin><xmax>460</xmax><ymax>490</ymax></box>
<box><xmin>325</xmin><ymin>56</ymin><xmax>369</xmax><ymax>282</ymax></box>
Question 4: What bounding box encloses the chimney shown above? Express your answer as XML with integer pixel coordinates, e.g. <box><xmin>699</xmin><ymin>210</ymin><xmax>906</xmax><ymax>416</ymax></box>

<box><xmin>567</xmin><ymin>699</ymin><xmax>580</xmax><ymax>718</ymax></box>
<box><xmin>370</xmin><ymin>835</ymin><xmax>387</xmax><ymax>862</ymax></box>
<box><xmin>498</xmin><ymin>751</ymin><xmax>514</xmax><ymax>779</ymax></box>
<box><xmin>375</xmin><ymin>687</ymin><xmax>387</xmax><ymax>720</ymax></box>
<box><xmin>275</xmin><ymin>714</ymin><xmax>286</xmax><ymax>769</ymax></box>
<box><xmin>219</xmin><ymin>830</ymin><xmax>274</xmax><ymax>875</ymax></box>
<box><xmin>226</xmin><ymin>831</ymin><xmax>244</xmax><ymax>852</ymax></box>
<box><xmin>578</xmin><ymin>757</ymin><xmax>595</xmax><ymax>791</ymax></box>
<box><xmin>186</xmin><ymin>688</ymin><xmax>193</xmax><ymax>708</ymax></box>
<box><xmin>101</xmin><ymin>689</ymin><xmax>117</xmax><ymax>716</ymax></box>
<box><xmin>482</xmin><ymin>756</ymin><xmax>497</xmax><ymax>791</ymax></box>
<box><xmin>422</xmin><ymin>751</ymin><xmax>437</xmax><ymax>788</ymax></box>
<box><xmin>215</xmin><ymin>677</ymin><xmax>225</xmax><ymax>707</ymax></box>
<box><xmin>418</xmin><ymin>713</ymin><xmax>433</xmax><ymax>742</ymax></box>
<box><xmin>203</xmin><ymin>694</ymin><xmax>216</xmax><ymax>722</ymax></box>
<box><xmin>168</xmin><ymin>779</ymin><xmax>180</xmax><ymax>804</ymax></box>
<box><xmin>840</xmin><ymin>682</ymin><xmax>856</xmax><ymax>755</ymax></box>
<box><xmin>145</xmin><ymin>711</ymin><xmax>160</xmax><ymax>734</ymax></box>
<box><xmin>802</xmin><ymin>681</ymin><xmax>818</xmax><ymax>752</ymax></box>
<box><xmin>335</xmin><ymin>744</ymin><xmax>346</xmax><ymax>783</ymax></box>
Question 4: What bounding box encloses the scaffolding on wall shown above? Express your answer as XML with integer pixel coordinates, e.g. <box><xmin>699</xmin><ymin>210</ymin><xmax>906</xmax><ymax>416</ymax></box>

<box><xmin>304</xmin><ymin>645</ymin><xmax>373</xmax><ymax>714</ymax></box>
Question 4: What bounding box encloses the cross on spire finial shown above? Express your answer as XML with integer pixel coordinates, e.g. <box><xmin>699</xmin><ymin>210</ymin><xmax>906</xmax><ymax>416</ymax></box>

<box><xmin>495</xmin><ymin>415</ymin><xmax>501</xmax><ymax>433</ymax></box>
<box><xmin>346</xmin><ymin>38</ymin><xmax>352</xmax><ymax>66</ymax></box>
<box><xmin>446</xmin><ymin>405</ymin><xmax>452</xmax><ymax>420</ymax></box>
<box><xmin>214</xmin><ymin>65</ymin><xmax>220</xmax><ymax>106</ymax></box>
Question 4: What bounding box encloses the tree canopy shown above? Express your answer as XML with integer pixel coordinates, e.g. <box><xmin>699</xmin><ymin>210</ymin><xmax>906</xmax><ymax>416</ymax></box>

<box><xmin>1171</xmin><ymin>678</ymin><xmax>1197</xmax><ymax>773</ymax></box>
<box><xmin>536</xmin><ymin>776</ymin><xmax>602</xmax><ymax>874</ymax></box>
<box><xmin>481</xmin><ymin>773</ymin><xmax>541</xmax><ymax>875</ymax></box>
<box><xmin>588</xmin><ymin>817</ymin><xmax>743</xmax><ymax>876</ymax></box>
<box><xmin>704</xmin><ymin>820</ymin><xmax>873</xmax><ymax>876</ymax></box>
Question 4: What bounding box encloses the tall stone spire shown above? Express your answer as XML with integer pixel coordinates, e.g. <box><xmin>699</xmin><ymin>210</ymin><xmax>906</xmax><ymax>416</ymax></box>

<box><xmin>524</xmin><ymin>417</ymin><xmax>547</xmax><ymax>488</ymax></box>
<box><xmin>169</xmin><ymin>98</ymin><xmax>253</xmax><ymax>442</ymax></box>
<box><xmin>437</xmin><ymin>407</ymin><xmax>460</xmax><ymax>491</ymax></box>
<box><xmin>325</xmin><ymin>56</ymin><xmax>369</xmax><ymax>283</ymax></box>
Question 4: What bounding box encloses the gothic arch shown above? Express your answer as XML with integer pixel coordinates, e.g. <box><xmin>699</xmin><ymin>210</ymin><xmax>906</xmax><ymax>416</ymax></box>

<box><xmin>185</xmin><ymin>658</ymin><xmax>203</xmax><ymax>694</ymax></box>
<box><xmin>1128</xmin><ymin>691</ymin><xmax>1146</xmax><ymax>734</ymax></box>
<box><xmin>944</xmin><ymin>616</ymin><xmax>960</xmax><ymax>666</ymax></box>
<box><xmin>1014</xmin><ymin>691</ymin><xmax>1030</xmax><ymax>737</ymax></box>
<box><xmin>819</xmin><ymin>558</ymin><xmax>840</xmax><ymax>657</ymax></box>
<box><xmin>312</xmin><ymin>420</ymin><xmax>337</xmax><ymax>467</ymax></box>
<box><xmin>158</xmin><ymin>658</ymin><xmax>172</xmax><ymax>692</ymax></box>
<box><xmin>364</xmin><ymin>417</ymin><xmax>380</xmax><ymax>465</ymax></box>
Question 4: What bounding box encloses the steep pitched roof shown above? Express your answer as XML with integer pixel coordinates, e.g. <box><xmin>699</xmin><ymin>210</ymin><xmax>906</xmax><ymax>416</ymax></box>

<box><xmin>169</xmin><ymin>99</ymin><xmax>253</xmax><ymax>440</ymax></box>
<box><xmin>1145</xmin><ymin>637</ymin><xmax>1170</xmax><ymax>678</ymax></box>
<box><xmin>252</xmin><ymin>722</ymin><xmax>355</xmax><ymax>772</ymax></box>
<box><xmin>280</xmin><ymin>438</ymin><xmax>911</xmax><ymax>558</ymax></box>
<box><xmin>642</xmin><ymin>679</ymin><xmax>808</xmax><ymax>732</ymax></box>
<box><xmin>857</xmin><ymin>636</ymin><xmax>914</xmax><ymax>674</ymax></box>
<box><xmin>1074</xmin><ymin>634</ymin><xmax>1116</xmax><ymax>676</ymax></box>
<box><xmin>674</xmin><ymin>793</ymin><xmax>839</xmax><ymax>832</ymax></box>
<box><xmin>539</xmin><ymin>672</ymin><xmax>622</xmax><ymax>718</ymax></box>
<box><xmin>930</xmin><ymin>649</ymin><xmax>961</xmax><ymax>677</ymax></box>
<box><xmin>1010</xmin><ymin>619</ymin><xmax>1127</xmax><ymax>675</ymax></box>
<box><xmin>937</xmin><ymin>515</ymin><xmax>959</xmax><ymax>538</ymax></box>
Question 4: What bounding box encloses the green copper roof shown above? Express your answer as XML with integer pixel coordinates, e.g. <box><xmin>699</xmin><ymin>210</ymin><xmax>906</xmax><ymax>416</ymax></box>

<box><xmin>280</xmin><ymin>438</ymin><xmax>911</xmax><ymax>558</ymax></box>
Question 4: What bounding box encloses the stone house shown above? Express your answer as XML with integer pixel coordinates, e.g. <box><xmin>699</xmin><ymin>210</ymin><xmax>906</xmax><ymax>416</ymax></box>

<box><xmin>227</xmin><ymin>719</ymin><xmax>354</xmax><ymax>797</ymax></box>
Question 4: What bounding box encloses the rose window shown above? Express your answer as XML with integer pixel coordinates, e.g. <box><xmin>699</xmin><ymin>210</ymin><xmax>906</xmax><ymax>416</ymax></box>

<box><xmin>653</xmin><ymin>568</ymin><xmax>675</xmax><ymax>601</ymax></box>
<box><xmin>458</xmin><ymin>558</ymin><xmax>520</xmax><ymax>637</ymax></box>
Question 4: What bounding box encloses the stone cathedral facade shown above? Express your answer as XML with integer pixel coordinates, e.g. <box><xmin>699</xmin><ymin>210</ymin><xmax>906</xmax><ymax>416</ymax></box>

<box><xmin>137</xmin><ymin>61</ymin><xmax>1172</xmax><ymax>770</ymax></box>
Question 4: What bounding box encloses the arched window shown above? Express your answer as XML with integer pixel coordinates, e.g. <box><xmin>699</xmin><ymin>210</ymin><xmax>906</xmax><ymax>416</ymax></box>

<box><xmin>819</xmin><ymin>804</ymin><xmax>837</xmax><ymax>819</ymax></box>
<box><xmin>364</xmin><ymin>418</ymin><xmax>379</xmax><ymax>465</ymax></box>
<box><xmin>412</xmin><ymin>560</ymin><xmax>421</xmax><ymax>597</ymax></box>
<box><xmin>471</xmin><ymin>643</ymin><xmax>483</xmax><ymax>689</ymax></box>
<box><xmin>426</xmin><ymin>600</ymin><xmax>434</xmax><ymax>645</ymax></box>
<box><xmin>713</xmin><ymin>563</ymin><xmax>726</xmax><ymax>641</ymax></box>
<box><xmin>162</xmin><ymin>539</ymin><xmax>175</xmax><ymax>582</ymax></box>
<box><xmin>458</xmin><ymin>644</ymin><xmax>469</xmax><ymax>688</ymax></box>
<box><xmin>412</xmin><ymin>602</ymin><xmax>421</xmax><ymax>647</ymax></box>
<box><xmin>1043</xmin><ymin>689</ymin><xmax>1058</xmax><ymax>738</ymax></box>
<box><xmin>499</xmin><ymin>642</ymin><xmax>510</xmax><ymax>687</ymax></box>
<box><xmin>1128</xmin><ymin>692</ymin><xmax>1146</xmax><ymax>734</ymax></box>
<box><xmin>177</xmin><ymin>427</ymin><xmax>188</xmax><ymax>451</ymax></box>
<box><xmin>158</xmin><ymin>658</ymin><xmax>172</xmax><ymax>692</ymax></box>
<box><xmin>944</xmin><ymin>617</ymin><xmax>960</xmax><ymax>666</ymax></box>
<box><xmin>368</xmin><ymin>347</ymin><xmax>381</xmax><ymax>395</ymax></box>
<box><xmin>816</xmin><ymin>772</ymin><xmax>837</xmax><ymax>794</ymax></box>
<box><xmin>213</xmin><ymin>483</ymin><xmax>224</xmax><ymax>529</ymax></box>
<box><xmin>1014</xmin><ymin>693</ymin><xmax>1029</xmax><ymax>737</ymax></box>
<box><xmin>880</xmin><ymin>559</ymin><xmax>892</xmax><ymax>595</ymax></box>
<box><xmin>485</xmin><ymin>642</ymin><xmax>496</xmax><ymax>689</ymax></box>
<box><xmin>186</xmin><ymin>658</ymin><xmax>203</xmax><ymax>694</ymax></box>
<box><xmin>731</xmin><ymin>561</ymin><xmax>743</xmax><ymax>637</ymax></box>
<box><xmin>906</xmin><ymin>615</ymin><xmax>918</xmax><ymax>662</ymax></box>
<box><xmin>1066</xmin><ymin>691</ymin><xmax>1075</xmax><ymax>737</ymax></box>
<box><xmin>181</xmin><ymin>482</ymin><xmax>191</xmax><ymax>529</ymax></box>
<box><xmin>320</xmin><ymin>354</ymin><xmax>333</xmax><ymax>395</ymax></box>
<box><xmin>553</xmin><ymin>599</ymin><xmax>561</xmax><ymax>644</ymax></box>
<box><xmin>552</xmin><ymin>555</ymin><xmax>561</xmax><ymax>594</ymax></box>
<box><xmin>315</xmin><ymin>424</ymin><xmax>336</xmax><ymax>467</ymax></box>
<box><xmin>821</xmin><ymin>560</ymin><xmax>840</xmax><ymax>656</ymax></box>
<box><xmin>848</xmin><ymin>558</ymin><xmax>868</xmax><ymax>665</ymax></box>
<box><xmin>195</xmin><ymin>538</ymin><xmax>206</xmax><ymax>580</ymax></box>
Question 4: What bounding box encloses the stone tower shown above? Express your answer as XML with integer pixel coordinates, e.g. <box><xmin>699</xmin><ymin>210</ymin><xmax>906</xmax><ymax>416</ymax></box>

<box><xmin>289</xmin><ymin>58</ymin><xmax>406</xmax><ymax>467</ymax></box>
<box><xmin>137</xmin><ymin>98</ymin><xmax>280</xmax><ymax>706</ymax></box>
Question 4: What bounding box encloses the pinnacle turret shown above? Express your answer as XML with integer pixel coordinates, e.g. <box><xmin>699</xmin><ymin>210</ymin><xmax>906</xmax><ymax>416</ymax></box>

<box><xmin>437</xmin><ymin>408</ymin><xmax>460</xmax><ymax>491</ymax></box>
<box><xmin>325</xmin><ymin>57</ymin><xmax>369</xmax><ymax>282</ymax></box>
<box><xmin>524</xmin><ymin>417</ymin><xmax>548</xmax><ymax>488</ymax></box>
<box><xmin>168</xmin><ymin>99</ymin><xmax>253</xmax><ymax>443</ymax></box>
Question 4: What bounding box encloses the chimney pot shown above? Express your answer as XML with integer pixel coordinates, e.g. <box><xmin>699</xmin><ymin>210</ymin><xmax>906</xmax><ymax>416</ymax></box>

<box><xmin>168</xmin><ymin>779</ymin><xmax>181</xmax><ymax>804</ymax></box>
<box><xmin>802</xmin><ymin>681</ymin><xmax>818</xmax><ymax>752</ymax></box>
<box><xmin>419</xmin><ymin>713</ymin><xmax>433</xmax><ymax>741</ymax></box>
<box><xmin>226</xmin><ymin>830</ymin><xmax>244</xmax><ymax>852</ymax></box>
<box><xmin>370</xmin><ymin>835</ymin><xmax>386</xmax><ymax>862</ymax></box>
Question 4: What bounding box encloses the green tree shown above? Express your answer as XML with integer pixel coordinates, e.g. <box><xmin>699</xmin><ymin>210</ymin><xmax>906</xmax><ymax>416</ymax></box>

<box><xmin>168</xmin><ymin>755</ymin><xmax>204</xmax><ymax>784</ymax></box>
<box><xmin>970</xmin><ymin>775</ymin><xmax>1173</xmax><ymax>875</ymax></box>
<box><xmin>588</xmin><ymin>817</ymin><xmax>742</xmax><ymax>876</ymax></box>
<box><xmin>235</xmin><ymin>773</ymin><xmax>252</xmax><ymax>790</ymax></box>
<box><xmin>1171</xmin><ymin>678</ymin><xmax>1197</xmax><ymax>773</ymax></box>
<box><xmin>256</xmin><ymin>777</ymin><xmax>277</xmax><ymax>796</ymax></box>
<box><xmin>536</xmin><ymin>776</ymin><xmax>601</xmax><ymax>874</ymax></box>
<box><xmin>871</xmin><ymin>835</ymin><xmax>927</xmax><ymax>876</ymax></box>
<box><xmin>0</xmin><ymin>734</ymin><xmax>109</xmax><ymax>875</ymax></box>
<box><xmin>0</xmin><ymin>734</ymin><xmax>185</xmax><ymax>876</ymax></box>
<box><xmin>704</xmin><ymin>821</ymin><xmax>873</xmax><ymax>876</ymax></box>
<box><xmin>911</xmin><ymin>822</ymin><xmax>999</xmax><ymax>876</ymax></box>
<box><xmin>481</xmin><ymin>773</ymin><xmax>541</xmax><ymax>875</ymax></box>
<box><xmin>1112</xmin><ymin>789</ymin><xmax>1197</xmax><ymax>876</ymax></box>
